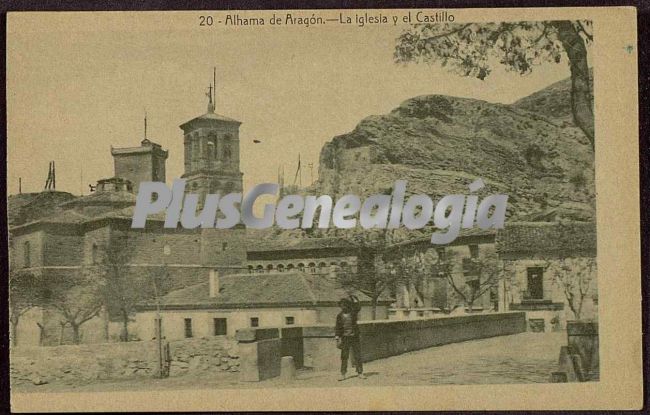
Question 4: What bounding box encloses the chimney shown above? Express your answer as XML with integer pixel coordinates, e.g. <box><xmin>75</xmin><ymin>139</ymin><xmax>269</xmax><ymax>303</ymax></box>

<box><xmin>209</xmin><ymin>269</ymin><xmax>220</xmax><ymax>297</ymax></box>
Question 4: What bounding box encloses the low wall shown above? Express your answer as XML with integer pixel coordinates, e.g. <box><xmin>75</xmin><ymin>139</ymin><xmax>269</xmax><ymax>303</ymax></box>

<box><xmin>236</xmin><ymin>312</ymin><xmax>527</xmax><ymax>380</ymax></box>
<box><xmin>11</xmin><ymin>336</ymin><xmax>240</xmax><ymax>388</ymax></box>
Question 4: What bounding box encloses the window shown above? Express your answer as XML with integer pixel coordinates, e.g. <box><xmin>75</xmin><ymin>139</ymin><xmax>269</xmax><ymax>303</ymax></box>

<box><xmin>184</xmin><ymin>318</ymin><xmax>193</xmax><ymax>338</ymax></box>
<box><xmin>298</xmin><ymin>263</ymin><xmax>305</xmax><ymax>272</ymax></box>
<box><xmin>285</xmin><ymin>316</ymin><xmax>295</xmax><ymax>325</ymax></box>
<box><xmin>266</xmin><ymin>264</ymin><xmax>274</xmax><ymax>273</ymax></box>
<box><xmin>222</xmin><ymin>242</ymin><xmax>228</xmax><ymax>251</ymax></box>
<box><xmin>469</xmin><ymin>244</ymin><xmax>479</xmax><ymax>259</ymax></box>
<box><xmin>526</xmin><ymin>267</ymin><xmax>544</xmax><ymax>300</ymax></box>
<box><xmin>23</xmin><ymin>241</ymin><xmax>31</xmax><ymax>268</ymax></box>
<box><xmin>91</xmin><ymin>243</ymin><xmax>98</xmax><ymax>265</ymax></box>
<box><xmin>256</xmin><ymin>265</ymin><xmax>264</xmax><ymax>273</ymax></box>
<box><xmin>213</xmin><ymin>318</ymin><xmax>227</xmax><ymax>336</ymax></box>
<box><xmin>308</xmin><ymin>263</ymin><xmax>316</xmax><ymax>273</ymax></box>
<box><xmin>436</xmin><ymin>247</ymin><xmax>446</xmax><ymax>261</ymax></box>
<box><xmin>250</xmin><ymin>317</ymin><xmax>259</xmax><ymax>327</ymax></box>
<box><xmin>318</xmin><ymin>262</ymin><xmax>327</xmax><ymax>272</ymax></box>
<box><xmin>277</xmin><ymin>264</ymin><xmax>285</xmax><ymax>272</ymax></box>
<box><xmin>286</xmin><ymin>264</ymin><xmax>294</xmax><ymax>271</ymax></box>
<box><xmin>248</xmin><ymin>265</ymin><xmax>254</xmax><ymax>274</ymax></box>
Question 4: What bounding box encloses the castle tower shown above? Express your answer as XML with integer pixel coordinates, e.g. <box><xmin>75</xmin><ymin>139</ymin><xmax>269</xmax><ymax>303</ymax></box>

<box><xmin>179</xmin><ymin>73</ymin><xmax>243</xmax><ymax>200</ymax></box>
<box><xmin>111</xmin><ymin>118</ymin><xmax>168</xmax><ymax>194</ymax></box>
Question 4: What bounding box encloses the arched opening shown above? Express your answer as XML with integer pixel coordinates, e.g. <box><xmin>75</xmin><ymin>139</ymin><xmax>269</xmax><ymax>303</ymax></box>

<box><xmin>298</xmin><ymin>263</ymin><xmax>305</xmax><ymax>272</ymax></box>
<box><xmin>266</xmin><ymin>264</ymin><xmax>274</xmax><ymax>273</ymax></box>
<box><xmin>277</xmin><ymin>264</ymin><xmax>285</xmax><ymax>273</ymax></box>
<box><xmin>286</xmin><ymin>264</ymin><xmax>295</xmax><ymax>271</ymax></box>
<box><xmin>256</xmin><ymin>265</ymin><xmax>264</xmax><ymax>273</ymax></box>
<box><xmin>91</xmin><ymin>243</ymin><xmax>99</xmax><ymax>265</ymax></box>
<box><xmin>308</xmin><ymin>262</ymin><xmax>316</xmax><ymax>273</ymax></box>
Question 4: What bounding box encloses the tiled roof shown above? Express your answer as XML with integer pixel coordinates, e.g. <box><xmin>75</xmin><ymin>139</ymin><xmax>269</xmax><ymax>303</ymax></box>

<box><xmin>496</xmin><ymin>221</ymin><xmax>597</xmax><ymax>254</ymax></box>
<box><xmin>92</xmin><ymin>205</ymin><xmax>167</xmax><ymax>222</ymax></box>
<box><xmin>387</xmin><ymin>227</ymin><xmax>497</xmax><ymax>249</ymax></box>
<box><xmin>9</xmin><ymin>191</ymin><xmax>156</xmax><ymax>231</ymax></box>
<box><xmin>247</xmin><ymin>237</ymin><xmax>358</xmax><ymax>252</ymax></box>
<box><xmin>138</xmin><ymin>271</ymin><xmax>389</xmax><ymax>310</ymax></box>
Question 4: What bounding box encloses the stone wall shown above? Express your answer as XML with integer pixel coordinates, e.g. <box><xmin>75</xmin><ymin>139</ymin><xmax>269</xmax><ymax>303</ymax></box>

<box><xmin>236</xmin><ymin>312</ymin><xmax>527</xmax><ymax>380</ymax></box>
<box><xmin>10</xmin><ymin>336</ymin><xmax>239</xmax><ymax>388</ymax></box>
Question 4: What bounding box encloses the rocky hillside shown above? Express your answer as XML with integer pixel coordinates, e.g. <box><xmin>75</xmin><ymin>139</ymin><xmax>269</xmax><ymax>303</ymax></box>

<box><xmin>512</xmin><ymin>69</ymin><xmax>593</xmax><ymax>127</ymax></box>
<box><xmin>317</xmin><ymin>76</ymin><xmax>595</xmax><ymax>222</ymax></box>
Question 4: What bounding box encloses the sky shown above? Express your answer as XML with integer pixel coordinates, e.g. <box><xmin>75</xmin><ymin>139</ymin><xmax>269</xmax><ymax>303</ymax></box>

<box><xmin>7</xmin><ymin>12</ymin><xmax>573</xmax><ymax>197</ymax></box>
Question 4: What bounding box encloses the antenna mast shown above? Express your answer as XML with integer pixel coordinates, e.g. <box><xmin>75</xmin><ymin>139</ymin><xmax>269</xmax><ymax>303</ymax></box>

<box><xmin>44</xmin><ymin>161</ymin><xmax>56</xmax><ymax>190</ymax></box>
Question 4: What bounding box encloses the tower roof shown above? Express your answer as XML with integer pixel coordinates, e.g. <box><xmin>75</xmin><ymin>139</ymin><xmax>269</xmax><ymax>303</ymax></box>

<box><xmin>111</xmin><ymin>138</ymin><xmax>168</xmax><ymax>157</ymax></box>
<box><xmin>179</xmin><ymin>111</ymin><xmax>241</xmax><ymax>131</ymax></box>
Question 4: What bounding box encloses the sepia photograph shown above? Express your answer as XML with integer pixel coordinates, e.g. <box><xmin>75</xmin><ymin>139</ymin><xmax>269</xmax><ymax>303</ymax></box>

<box><xmin>5</xmin><ymin>6</ymin><xmax>642</xmax><ymax>412</ymax></box>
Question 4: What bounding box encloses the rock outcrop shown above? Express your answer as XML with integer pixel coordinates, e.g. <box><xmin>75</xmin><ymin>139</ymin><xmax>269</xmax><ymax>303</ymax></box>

<box><xmin>317</xmin><ymin>77</ymin><xmax>595</xmax><ymax>222</ymax></box>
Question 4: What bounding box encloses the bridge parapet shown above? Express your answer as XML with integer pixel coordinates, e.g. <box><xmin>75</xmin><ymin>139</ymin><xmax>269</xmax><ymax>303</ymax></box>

<box><xmin>236</xmin><ymin>312</ymin><xmax>527</xmax><ymax>381</ymax></box>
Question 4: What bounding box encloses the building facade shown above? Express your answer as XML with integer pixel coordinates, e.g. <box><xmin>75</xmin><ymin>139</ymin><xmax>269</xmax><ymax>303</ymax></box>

<box><xmin>245</xmin><ymin>237</ymin><xmax>362</xmax><ymax>275</ymax></box>
<box><xmin>496</xmin><ymin>221</ymin><xmax>598</xmax><ymax>332</ymax></box>
<box><xmin>134</xmin><ymin>269</ymin><xmax>391</xmax><ymax>340</ymax></box>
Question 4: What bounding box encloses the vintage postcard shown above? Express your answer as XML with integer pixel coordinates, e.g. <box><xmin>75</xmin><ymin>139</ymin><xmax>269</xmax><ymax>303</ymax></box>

<box><xmin>6</xmin><ymin>6</ymin><xmax>641</xmax><ymax>411</ymax></box>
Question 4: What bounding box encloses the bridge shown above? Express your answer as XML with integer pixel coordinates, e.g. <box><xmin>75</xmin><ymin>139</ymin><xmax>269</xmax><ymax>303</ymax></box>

<box><xmin>260</xmin><ymin>331</ymin><xmax>565</xmax><ymax>387</ymax></box>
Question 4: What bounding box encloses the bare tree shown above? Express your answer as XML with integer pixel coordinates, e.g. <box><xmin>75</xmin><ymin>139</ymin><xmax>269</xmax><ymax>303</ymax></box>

<box><xmin>97</xmin><ymin>231</ymin><xmax>139</xmax><ymax>341</ymax></box>
<box><xmin>48</xmin><ymin>269</ymin><xmax>104</xmax><ymax>344</ymax></box>
<box><xmin>394</xmin><ymin>21</ymin><xmax>594</xmax><ymax>148</ymax></box>
<box><xmin>337</xmin><ymin>228</ymin><xmax>397</xmax><ymax>320</ymax></box>
<box><xmin>9</xmin><ymin>269</ymin><xmax>39</xmax><ymax>347</ymax></box>
<box><xmin>437</xmin><ymin>250</ymin><xmax>500</xmax><ymax>312</ymax></box>
<box><xmin>551</xmin><ymin>257</ymin><xmax>596</xmax><ymax>320</ymax></box>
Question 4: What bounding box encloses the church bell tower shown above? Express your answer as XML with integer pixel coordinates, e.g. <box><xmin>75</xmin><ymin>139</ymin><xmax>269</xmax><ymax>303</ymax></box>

<box><xmin>179</xmin><ymin>68</ymin><xmax>243</xmax><ymax>200</ymax></box>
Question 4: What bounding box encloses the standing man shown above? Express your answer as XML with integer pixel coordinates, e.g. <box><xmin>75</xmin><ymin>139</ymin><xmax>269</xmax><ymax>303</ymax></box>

<box><xmin>335</xmin><ymin>295</ymin><xmax>366</xmax><ymax>380</ymax></box>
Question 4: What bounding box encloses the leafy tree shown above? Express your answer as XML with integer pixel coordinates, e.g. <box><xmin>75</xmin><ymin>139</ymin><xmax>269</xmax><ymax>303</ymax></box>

<box><xmin>395</xmin><ymin>21</ymin><xmax>594</xmax><ymax>148</ymax></box>
<box><xmin>551</xmin><ymin>257</ymin><xmax>596</xmax><ymax>320</ymax></box>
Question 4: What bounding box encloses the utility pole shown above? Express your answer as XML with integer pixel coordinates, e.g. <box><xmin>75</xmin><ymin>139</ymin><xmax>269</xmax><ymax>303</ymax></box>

<box><xmin>152</xmin><ymin>271</ymin><xmax>163</xmax><ymax>378</ymax></box>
